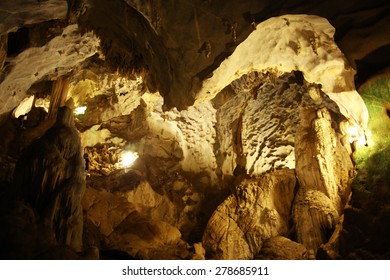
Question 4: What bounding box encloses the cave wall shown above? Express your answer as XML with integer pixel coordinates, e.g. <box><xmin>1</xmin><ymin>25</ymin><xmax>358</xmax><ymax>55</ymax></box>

<box><xmin>0</xmin><ymin>0</ymin><xmax>389</xmax><ymax>260</ymax></box>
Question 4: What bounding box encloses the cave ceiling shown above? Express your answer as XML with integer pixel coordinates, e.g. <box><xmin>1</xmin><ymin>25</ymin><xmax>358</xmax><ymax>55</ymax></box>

<box><xmin>0</xmin><ymin>0</ymin><xmax>389</xmax><ymax>114</ymax></box>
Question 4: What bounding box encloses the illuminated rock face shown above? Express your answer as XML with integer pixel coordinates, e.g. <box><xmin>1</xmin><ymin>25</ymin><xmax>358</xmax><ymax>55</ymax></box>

<box><xmin>256</xmin><ymin>236</ymin><xmax>307</xmax><ymax>260</ymax></box>
<box><xmin>0</xmin><ymin>24</ymin><xmax>100</xmax><ymax>115</ymax></box>
<box><xmin>1</xmin><ymin>0</ymin><xmax>388</xmax><ymax>259</ymax></box>
<box><xmin>217</xmin><ymin>71</ymin><xmax>302</xmax><ymax>177</ymax></box>
<box><xmin>204</xmin><ymin>70</ymin><xmax>354</xmax><ymax>259</ymax></box>
<box><xmin>203</xmin><ymin>169</ymin><xmax>296</xmax><ymax>259</ymax></box>
<box><xmin>293</xmin><ymin>107</ymin><xmax>354</xmax><ymax>258</ymax></box>
<box><xmin>197</xmin><ymin>15</ymin><xmax>368</xmax><ymax>132</ymax></box>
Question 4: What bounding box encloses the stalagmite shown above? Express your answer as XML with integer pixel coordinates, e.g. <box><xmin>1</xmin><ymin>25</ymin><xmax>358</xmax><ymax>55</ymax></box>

<box><xmin>48</xmin><ymin>76</ymin><xmax>69</xmax><ymax>120</ymax></box>
<box><xmin>293</xmin><ymin>107</ymin><xmax>354</xmax><ymax>258</ymax></box>
<box><xmin>13</xmin><ymin>106</ymin><xmax>86</xmax><ymax>252</ymax></box>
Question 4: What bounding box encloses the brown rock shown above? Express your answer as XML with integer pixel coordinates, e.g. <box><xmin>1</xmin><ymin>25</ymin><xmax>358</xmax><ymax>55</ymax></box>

<box><xmin>202</xmin><ymin>169</ymin><xmax>296</xmax><ymax>259</ymax></box>
<box><xmin>107</xmin><ymin>213</ymin><xmax>185</xmax><ymax>259</ymax></box>
<box><xmin>256</xmin><ymin>236</ymin><xmax>307</xmax><ymax>260</ymax></box>
<box><xmin>82</xmin><ymin>187</ymin><xmax>135</xmax><ymax>236</ymax></box>
<box><xmin>293</xmin><ymin>107</ymin><xmax>354</xmax><ymax>258</ymax></box>
<box><xmin>0</xmin><ymin>34</ymin><xmax>6</xmax><ymax>71</ymax></box>
<box><xmin>13</xmin><ymin>107</ymin><xmax>86</xmax><ymax>252</ymax></box>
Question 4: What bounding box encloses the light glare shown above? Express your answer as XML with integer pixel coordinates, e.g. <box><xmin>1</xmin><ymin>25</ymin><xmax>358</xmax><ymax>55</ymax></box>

<box><xmin>348</xmin><ymin>126</ymin><xmax>371</xmax><ymax>146</ymax></box>
<box><xmin>120</xmin><ymin>151</ymin><xmax>138</xmax><ymax>168</ymax></box>
<box><xmin>75</xmin><ymin>106</ymin><xmax>87</xmax><ymax>115</ymax></box>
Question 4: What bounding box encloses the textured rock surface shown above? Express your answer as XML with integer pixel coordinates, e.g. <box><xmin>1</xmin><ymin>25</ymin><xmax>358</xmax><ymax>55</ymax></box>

<box><xmin>106</xmin><ymin>215</ymin><xmax>187</xmax><ymax>260</ymax></box>
<box><xmin>197</xmin><ymin>15</ymin><xmax>368</xmax><ymax>132</ymax></box>
<box><xmin>0</xmin><ymin>24</ymin><xmax>100</xmax><ymax>114</ymax></box>
<box><xmin>202</xmin><ymin>169</ymin><xmax>296</xmax><ymax>259</ymax></box>
<box><xmin>293</xmin><ymin>107</ymin><xmax>354</xmax><ymax>258</ymax></box>
<box><xmin>256</xmin><ymin>236</ymin><xmax>307</xmax><ymax>260</ymax></box>
<box><xmin>82</xmin><ymin>187</ymin><xmax>134</xmax><ymax>237</ymax></box>
<box><xmin>0</xmin><ymin>0</ymin><xmax>388</xmax><ymax>260</ymax></box>
<box><xmin>83</xmin><ymin>171</ymin><xmax>176</xmax><ymax>228</ymax></box>
<box><xmin>82</xmin><ymin>179</ymin><xmax>190</xmax><ymax>259</ymax></box>
<box><xmin>13</xmin><ymin>107</ymin><xmax>85</xmax><ymax>251</ymax></box>
<box><xmin>111</xmin><ymin>1</ymin><xmax>390</xmax><ymax>109</ymax></box>
<box><xmin>217</xmin><ymin>72</ymin><xmax>302</xmax><ymax>177</ymax></box>
<box><xmin>0</xmin><ymin>1</ymin><xmax>388</xmax><ymax>112</ymax></box>
<box><xmin>0</xmin><ymin>0</ymin><xmax>67</xmax><ymax>34</ymax></box>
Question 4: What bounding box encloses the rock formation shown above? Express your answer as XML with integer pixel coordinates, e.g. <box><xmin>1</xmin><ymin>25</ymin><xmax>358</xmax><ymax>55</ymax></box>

<box><xmin>203</xmin><ymin>169</ymin><xmax>296</xmax><ymax>259</ymax></box>
<box><xmin>13</xmin><ymin>106</ymin><xmax>85</xmax><ymax>252</ymax></box>
<box><xmin>0</xmin><ymin>0</ymin><xmax>389</xmax><ymax>260</ymax></box>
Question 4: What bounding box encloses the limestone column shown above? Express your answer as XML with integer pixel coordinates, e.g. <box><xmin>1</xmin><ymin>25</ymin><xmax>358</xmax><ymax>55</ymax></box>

<box><xmin>48</xmin><ymin>76</ymin><xmax>69</xmax><ymax>120</ymax></box>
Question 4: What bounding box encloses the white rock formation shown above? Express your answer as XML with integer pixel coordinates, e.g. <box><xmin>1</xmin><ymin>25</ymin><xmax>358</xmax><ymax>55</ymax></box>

<box><xmin>139</xmin><ymin>97</ymin><xmax>218</xmax><ymax>184</ymax></box>
<box><xmin>0</xmin><ymin>24</ymin><xmax>100</xmax><ymax>114</ymax></box>
<box><xmin>196</xmin><ymin>14</ymin><xmax>368</xmax><ymax>131</ymax></box>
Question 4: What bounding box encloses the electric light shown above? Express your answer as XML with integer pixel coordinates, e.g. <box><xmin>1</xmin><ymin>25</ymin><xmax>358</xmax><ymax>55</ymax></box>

<box><xmin>348</xmin><ymin>126</ymin><xmax>371</xmax><ymax>146</ymax></box>
<box><xmin>74</xmin><ymin>106</ymin><xmax>87</xmax><ymax>115</ymax></box>
<box><xmin>120</xmin><ymin>151</ymin><xmax>139</xmax><ymax>168</ymax></box>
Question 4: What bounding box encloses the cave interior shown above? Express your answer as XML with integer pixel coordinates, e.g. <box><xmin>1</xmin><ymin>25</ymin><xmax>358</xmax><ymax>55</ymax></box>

<box><xmin>0</xmin><ymin>0</ymin><xmax>389</xmax><ymax>260</ymax></box>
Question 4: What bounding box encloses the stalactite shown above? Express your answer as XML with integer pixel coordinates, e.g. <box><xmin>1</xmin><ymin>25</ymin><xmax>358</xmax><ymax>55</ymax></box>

<box><xmin>48</xmin><ymin>76</ymin><xmax>69</xmax><ymax>120</ymax></box>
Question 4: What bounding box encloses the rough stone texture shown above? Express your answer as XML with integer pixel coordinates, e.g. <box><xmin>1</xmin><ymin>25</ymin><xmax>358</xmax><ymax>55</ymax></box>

<box><xmin>256</xmin><ymin>236</ymin><xmax>307</xmax><ymax>260</ymax></box>
<box><xmin>118</xmin><ymin>1</ymin><xmax>389</xmax><ymax>110</ymax></box>
<box><xmin>317</xmin><ymin>215</ymin><xmax>345</xmax><ymax>259</ymax></box>
<box><xmin>197</xmin><ymin>15</ymin><xmax>368</xmax><ymax>133</ymax></box>
<box><xmin>13</xmin><ymin>106</ymin><xmax>86</xmax><ymax>252</ymax></box>
<box><xmin>0</xmin><ymin>1</ymin><xmax>388</xmax><ymax>260</ymax></box>
<box><xmin>82</xmin><ymin>187</ymin><xmax>134</xmax><ymax>237</ymax></box>
<box><xmin>1</xmin><ymin>1</ymin><xmax>387</xmax><ymax>113</ymax></box>
<box><xmin>202</xmin><ymin>169</ymin><xmax>296</xmax><ymax>259</ymax></box>
<box><xmin>216</xmin><ymin>71</ymin><xmax>343</xmax><ymax>178</ymax></box>
<box><xmin>83</xmin><ymin>170</ymin><xmax>177</xmax><ymax>228</ymax></box>
<box><xmin>0</xmin><ymin>34</ymin><xmax>6</xmax><ymax>70</ymax></box>
<box><xmin>106</xmin><ymin>215</ymin><xmax>188</xmax><ymax>260</ymax></box>
<box><xmin>82</xmin><ymin>176</ymin><xmax>190</xmax><ymax>259</ymax></box>
<box><xmin>0</xmin><ymin>24</ymin><xmax>100</xmax><ymax>114</ymax></box>
<box><xmin>167</xmin><ymin>101</ymin><xmax>218</xmax><ymax>183</ymax></box>
<box><xmin>293</xmin><ymin>107</ymin><xmax>354</xmax><ymax>258</ymax></box>
<box><xmin>0</xmin><ymin>0</ymin><xmax>68</xmax><ymax>34</ymax></box>
<box><xmin>69</xmin><ymin>65</ymin><xmax>147</xmax><ymax>132</ymax></box>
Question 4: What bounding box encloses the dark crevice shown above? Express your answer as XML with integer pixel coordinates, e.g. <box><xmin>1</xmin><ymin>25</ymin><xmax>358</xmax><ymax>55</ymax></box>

<box><xmin>355</xmin><ymin>44</ymin><xmax>390</xmax><ymax>88</ymax></box>
<box><xmin>7</xmin><ymin>27</ymin><xmax>30</xmax><ymax>56</ymax></box>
